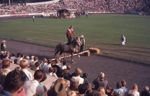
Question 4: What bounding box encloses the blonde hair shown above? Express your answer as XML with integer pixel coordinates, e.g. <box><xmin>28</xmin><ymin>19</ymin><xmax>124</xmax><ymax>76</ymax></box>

<box><xmin>19</xmin><ymin>59</ymin><xmax>29</xmax><ymax>69</ymax></box>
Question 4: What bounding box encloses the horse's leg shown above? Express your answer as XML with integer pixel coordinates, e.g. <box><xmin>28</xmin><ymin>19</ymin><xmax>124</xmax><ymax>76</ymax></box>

<box><xmin>55</xmin><ymin>44</ymin><xmax>61</xmax><ymax>57</ymax></box>
<box><xmin>54</xmin><ymin>50</ymin><xmax>59</xmax><ymax>57</ymax></box>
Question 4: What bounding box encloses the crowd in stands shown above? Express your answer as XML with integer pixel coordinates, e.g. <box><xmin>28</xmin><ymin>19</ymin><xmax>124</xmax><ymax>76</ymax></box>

<box><xmin>0</xmin><ymin>3</ymin><xmax>60</xmax><ymax>15</ymax></box>
<box><xmin>0</xmin><ymin>41</ymin><xmax>150</xmax><ymax>96</ymax></box>
<box><xmin>0</xmin><ymin>0</ymin><xmax>150</xmax><ymax>15</ymax></box>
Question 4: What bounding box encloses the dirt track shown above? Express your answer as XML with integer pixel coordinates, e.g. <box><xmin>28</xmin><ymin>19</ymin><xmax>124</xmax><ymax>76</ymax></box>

<box><xmin>4</xmin><ymin>39</ymin><xmax>150</xmax><ymax>90</ymax></box>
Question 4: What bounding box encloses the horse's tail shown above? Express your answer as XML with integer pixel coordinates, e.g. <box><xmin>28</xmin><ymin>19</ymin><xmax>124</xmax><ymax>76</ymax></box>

<box><xmin>55</xmin><ymin>43</ymin><xmax>63</xmax><ymax>56</ymax></box>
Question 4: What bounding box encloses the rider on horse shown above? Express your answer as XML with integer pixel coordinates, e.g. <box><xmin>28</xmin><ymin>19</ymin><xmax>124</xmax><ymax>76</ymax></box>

<box><xmin>66</xmin><ymin>25</ymin><xmax>76</xmax><ymax>45</ymax></box>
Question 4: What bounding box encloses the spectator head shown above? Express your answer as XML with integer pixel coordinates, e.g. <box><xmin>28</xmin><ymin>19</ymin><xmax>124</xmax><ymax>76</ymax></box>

<box><xmin>34</xmin><ymin>70</ymin><xmax>47</xmax><ymax>82</ymax></box>
<box><xmin>52</xmin><ymin>78</ymin><xmax>68</xmax><ymax>96</ymax></box>
<box><xmin>43</xmin><ymin>58</ymin><xmax>48</xmax><ymax>63</ymax></box>
<box><xmin>34</xmin><ymin>62</ymin><xmax>40</xmax><ymax>68</ymax></box>
<box><xmin>132</xmin><ymin>83</ymin><xmax>138</xmax><ymax>91</ymax></box>
<box><xmin>3</xmin><ymin>69</ymin><xmax>26</xmax><ymax>95</ymax></box>
<box><xmin>144</xmin><ymin>85</ymin><xmax>149</xmax><ymax>91</ymax></box>
<box><xmin>98</xmin><ymin>72</ymin><xmax>105</xmax><ymax>80</ymax></box>
<box><xmin>19</xmin><ymin>59</ymin><xmax>29</xmax><ymax>69</ymax></box>
<box><xmin>2</xmin><ymin>59</ymin><xmax>11</xmax><ymax>69</ymax></box>
<box><xmin>121</xmin><ymin>80</ymin><xmax>127</xmax><ymax>87</ymax></box>
<box><xmin>140</xmin><ymin>85</ymin><xmax>150</xmax><ymax>96</ymax></box>
<box><xmin>24</xmin><ymin>55</ymin><xmax>30</xmax><ymax>60</ymax></box>
<box><xmin>31</xmin><ymin>55</ymin><xmax>35</xmax><ymax>59</ymax></box>
<box><xmin>75</xmin><ymin>67</ymin><xmax>82</xmax><ymax>76</ymax></box>
<box><xmin>82</xmin><ymin>72</ymin><xmax>88</xmax><ymax>78</ymax></box>
<box><xmin>34</xmin><ymin>56</ymin><xmax>38</xmax><ymax>61</ymax></box>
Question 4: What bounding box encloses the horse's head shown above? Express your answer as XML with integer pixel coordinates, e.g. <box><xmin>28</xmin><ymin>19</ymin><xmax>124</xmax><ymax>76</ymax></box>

<box><xmin>72</xmin><ymin>37</ymin><xmax>81</xmax><ymax>46</ymax></box>
<box><xmin>69</xmin><ymin>35</ymin><xmax>85</xmax><ymax>53</ymax></box>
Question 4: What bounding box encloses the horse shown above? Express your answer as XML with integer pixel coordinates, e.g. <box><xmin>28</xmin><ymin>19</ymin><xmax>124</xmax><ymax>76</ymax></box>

<box><xmin>54</xmin><ymin>35</ymin><xmax>85</xmax><ymax>62</ymax></box>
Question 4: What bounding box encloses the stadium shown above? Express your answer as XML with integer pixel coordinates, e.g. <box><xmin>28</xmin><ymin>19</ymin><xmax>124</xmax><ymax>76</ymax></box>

<box><xmin>0</xmin><ymin>0</ymin><xmax>150</xmax><ymax>96</ymax></box>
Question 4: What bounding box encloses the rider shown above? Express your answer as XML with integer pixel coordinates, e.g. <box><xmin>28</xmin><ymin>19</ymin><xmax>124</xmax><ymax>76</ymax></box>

<box><xmin>66</xmin><ymin>25</ymin><xmax>75</xmax><ymax>45</ymax></box>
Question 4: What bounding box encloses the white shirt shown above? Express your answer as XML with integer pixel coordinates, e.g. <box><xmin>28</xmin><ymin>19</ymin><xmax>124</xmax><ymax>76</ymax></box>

<box><xmin>71</xmin><ymin>75</ymin><xmax>84</xmax><ymax>86</ymax></box>
<box><xmin>114</xmin><ymin>88</ymin><xmax>124</xmax><ymax>96</ymax></box>
<box><xmin>62</xmin><ymin>65</ymin><xmax>67</xmax><ymax>70</ymax></box>
<box><xmin>22</xmin><ymin>68</ymin><xmax>33</xmax><ymax>80</ymax></box>
<box><xmin>128</xmin><ymin>90</ymin><xmax>140</xmax><ymax>96</ymax></box>
<box><xmin>24</xmin><ymin>80</ymin><xmax>39</xmax><ymax>96</ymax></box>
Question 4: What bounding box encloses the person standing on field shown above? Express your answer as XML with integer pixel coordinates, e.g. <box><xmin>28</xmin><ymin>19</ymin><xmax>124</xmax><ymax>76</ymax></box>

<box><xmin>121</xmin><ymin>34</ymin><xmax>126</xmax><ymax>46</ymax></box>
<box><xmin>1</xmin><ymin>40</ymin><xmax>7</xmax><ymax>52</ymax></box>
<box><xmin>32</xmin><ymin>16</ymin><xmax>35</xmax><ymax>22</ymax></box>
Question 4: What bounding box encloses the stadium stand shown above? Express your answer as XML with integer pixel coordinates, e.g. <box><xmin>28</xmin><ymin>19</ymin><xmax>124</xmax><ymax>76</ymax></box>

<box><xmin>0</xmin><ymin>0</ymin><xmax>150</xmax><ymax>17</ymax></box>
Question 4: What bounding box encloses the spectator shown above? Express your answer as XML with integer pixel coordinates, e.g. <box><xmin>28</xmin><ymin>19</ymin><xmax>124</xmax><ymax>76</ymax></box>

<box><xmin>0</xmin><ymin>59</ymin><xmax>11</xmax><ymax>86</ymax></box>
<box><xmin>128</xmin><ymin>83</ymin><xmax>140</xmax><ymax>96</ymax></box>
<box><xmin>48</xmin><ymin>78</ymin><xmax>68</xmax><ymax>96</ymax></box>
<box><xmin>86</xmin><ymin>83</ymin><xmax>95</xmax><ymax>96</ymax></box>
<box><xmin>98</xmin><ymin>87</ymin><xmax>108</xmax><ymax>96</ymax></box>
<box><xmin>114</xmin><ymin>81</ymin><xmax>124</xmax><ymax>96</ymax></box>
<box><xmin>0</xmin><ymin>40</ymin><xmax>7</xmax><ymax>53</ymax></box>
<box><xmin>92</xmin><ymin>72</ymin><xmax>109</xmax><ymax>90</ymax></box>
<box><xmin>0</xmin><ymin>59</ymin><xmax>11</xmax><ymax>76</ymax></box>
<box><xmin>78</xmin><ymin>83</ymin><xmax>89</xmax><ymax>95</ymax></box>
<box><xmin>40</xmin><ymin>58</ymin><xmax>49</xmax><ymax>73</ymax></box>
<box><xmin>24</xmin><ymin>70</ymin><xmax>47</xmax><ymax>96</ymax></box>
<box><xmin>52</xmin><ymin>64</ymin><xmax>63</xmax><ymax>78</ymax></box>
<box><xmin>63</xmin><ymin>68</ymin><xmax>72</xmax><ymax>80</ymax></box>
<box><xmin>82</xmin><ymin>72</ymin><xmax>89</xmax><ymax>84</ymax></box>
<box><xmin>20</xmin><ymin>59</ymin><xmax>33</xmax><ymax>80</ymax></box>
<box><xmin>120</xmin><ymin>80</ymin><xmax>128</xmax><ymax>96</ymax></box>
<box><xmin>70</xmin><ymin>67</ymin><xmax>84</xmax><ymax>90</ymax></box>
<box><xmin>31</xmin><ymin>61</ymin><xmax>40</xmax><ymax>71</ymax></box>
<box><xmin>48</xmin><ymin>67</ymin><xmax>58</xmax><ymax>78</ymax></box>
<box><xmin>140</xmin><ymin>86</ymin><xmax>150</xmax><ymax>96</ymax></box>
<box><xmin>10</xmin><ymin>53</ymin><xmax>17</xmax><ymax>64</ymax></box>
<box><xmin>0</xmin><ymin>69</ymin><xmax>27</xmax><ymax>96</ymax></box>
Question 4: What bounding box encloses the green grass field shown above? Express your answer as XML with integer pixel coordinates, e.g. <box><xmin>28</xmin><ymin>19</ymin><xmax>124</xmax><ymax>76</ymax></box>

<box><xmin>0</xmin><ymin>14</ymin><xmax>150</xmax><ymax>64</ymax></box>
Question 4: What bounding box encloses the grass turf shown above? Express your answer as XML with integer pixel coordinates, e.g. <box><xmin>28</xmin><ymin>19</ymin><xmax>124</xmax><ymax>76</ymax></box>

<box><xmin>0</xmin><ymin>14</ymin><xmax>150</xmax><ymax>64</ymax></box>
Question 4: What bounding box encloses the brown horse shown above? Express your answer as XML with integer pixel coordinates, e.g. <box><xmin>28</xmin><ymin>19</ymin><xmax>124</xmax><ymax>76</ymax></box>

<box><xmin>54</xmin><ymin>36</ymin><xmax>85</xmax><ymax>62</ymax></box>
